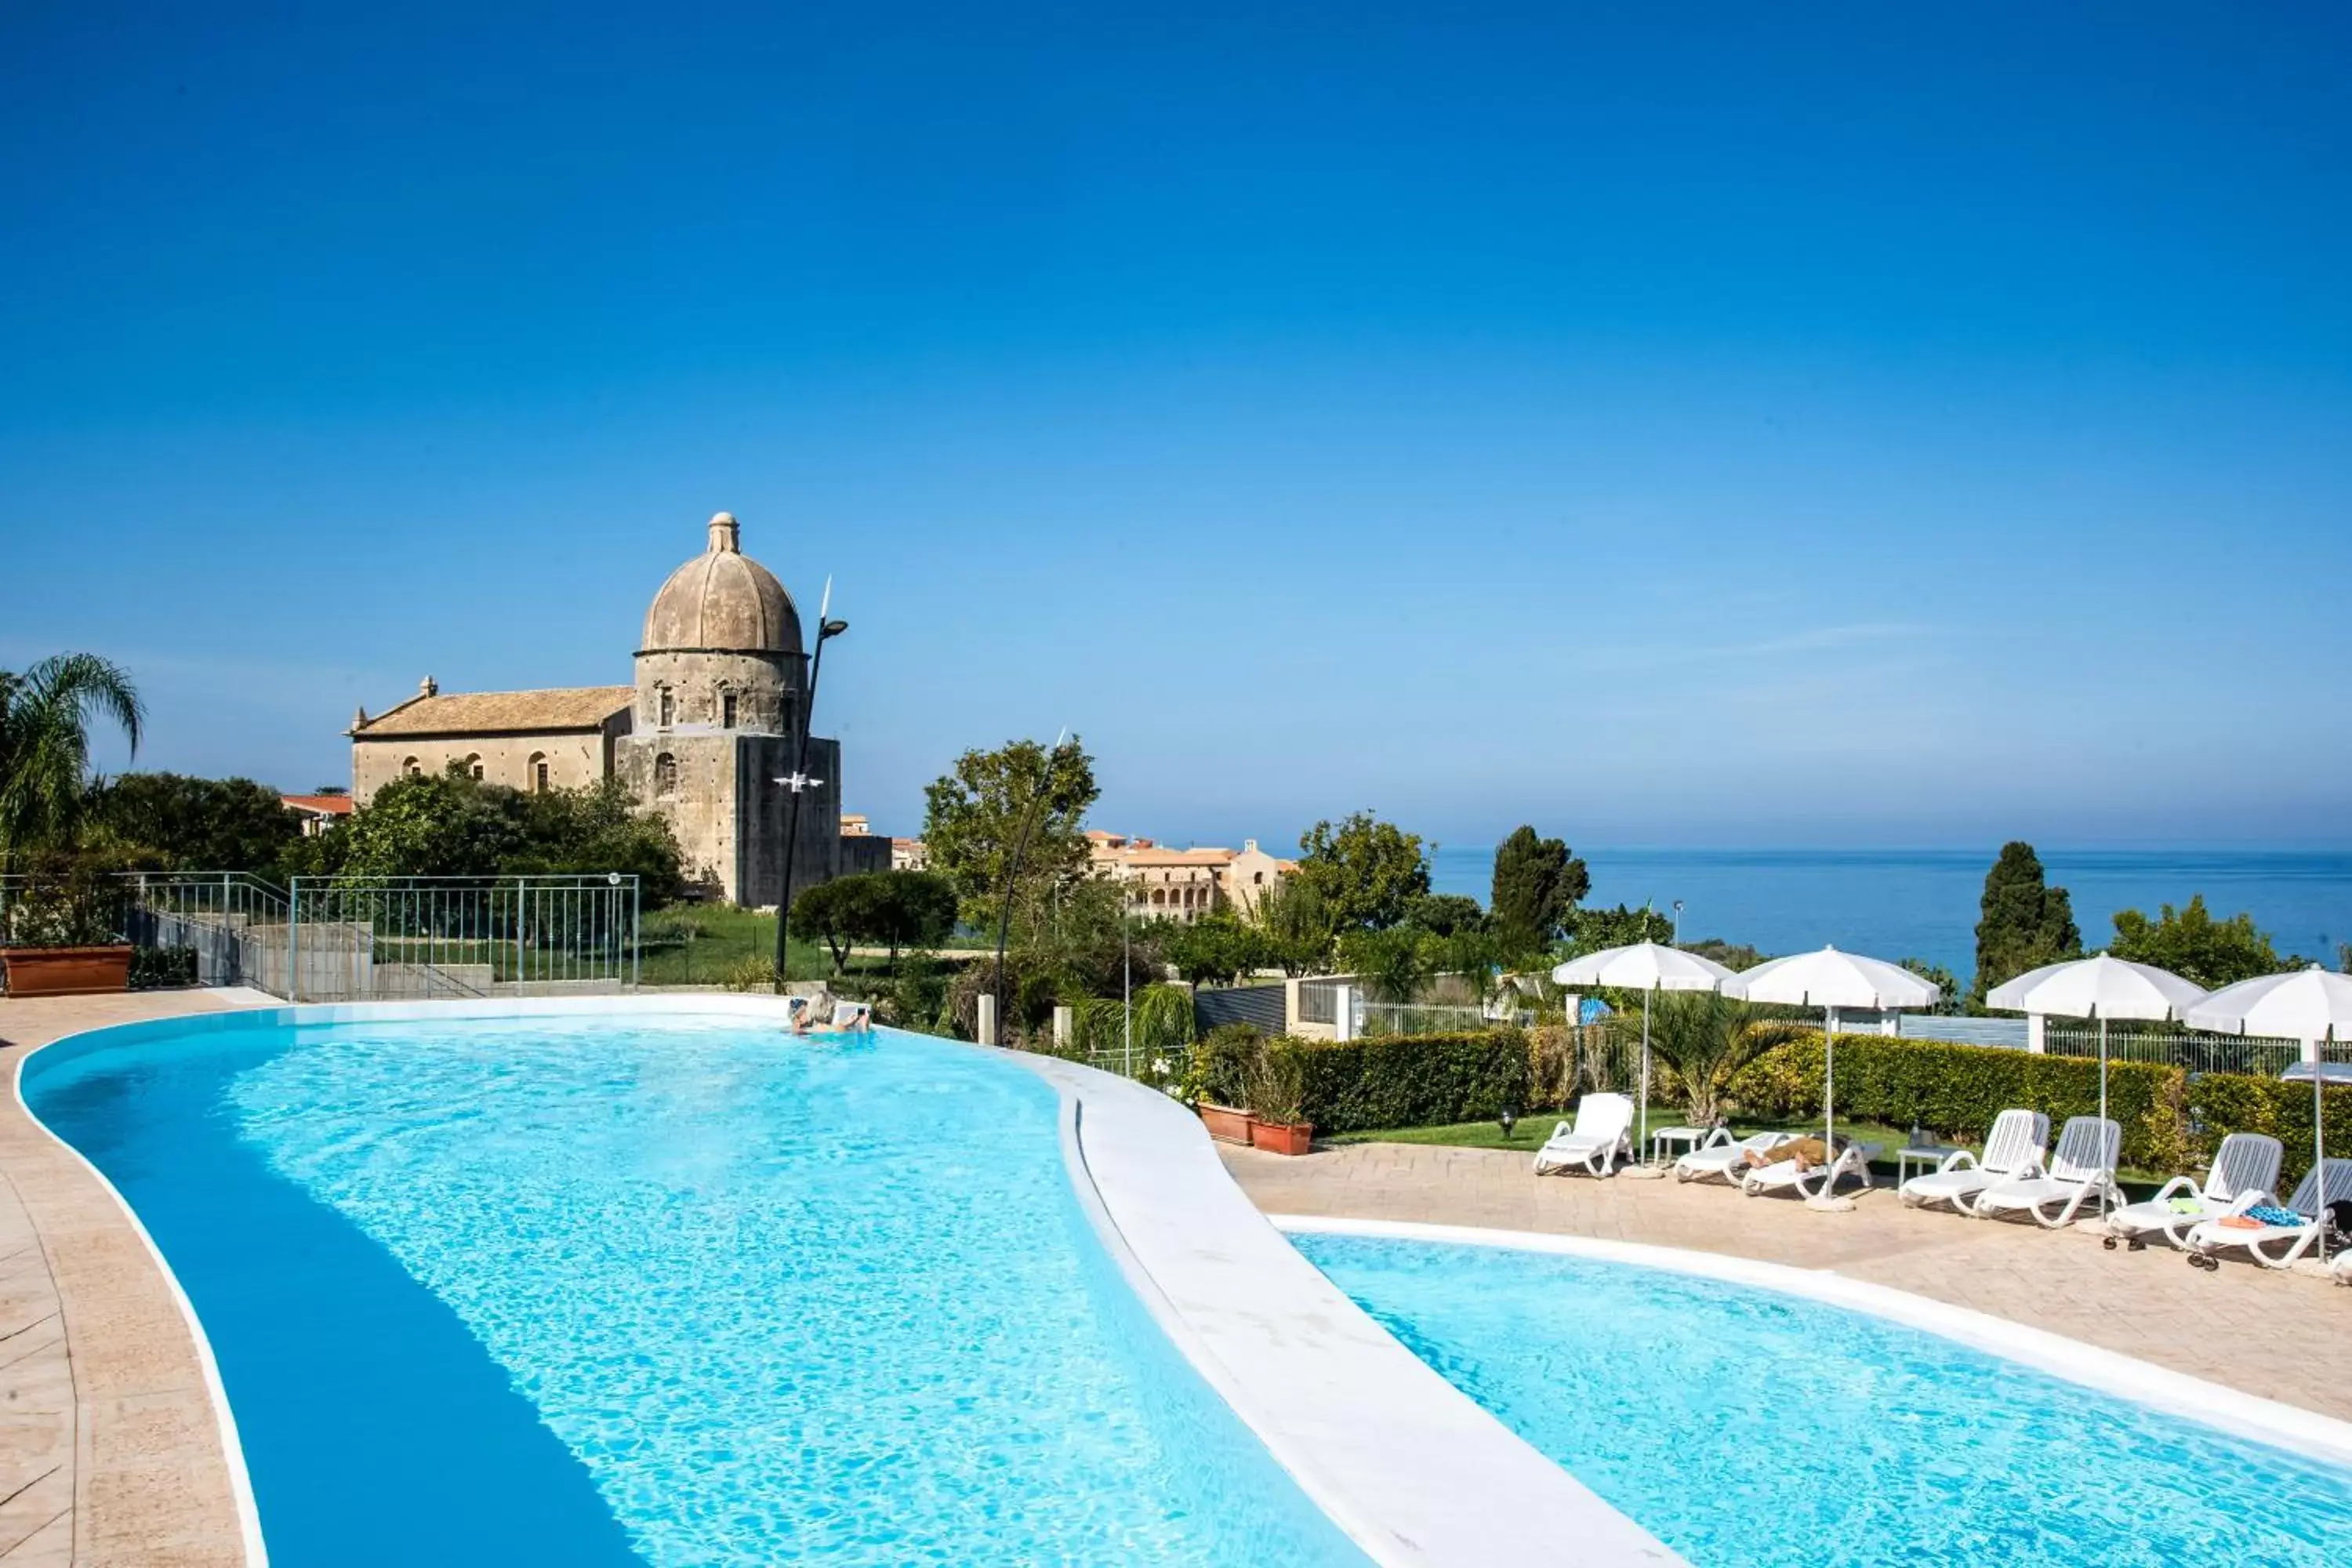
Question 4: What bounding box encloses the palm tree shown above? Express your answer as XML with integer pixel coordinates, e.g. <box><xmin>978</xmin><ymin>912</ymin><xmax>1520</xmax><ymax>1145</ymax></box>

<box><xmin>1639</xmin><ymin>991</ymin><xmax>1810</xmax><ymax>1127</ymax></box>
<box><xmin>0</xmin><ymin>653</ymin><xmax>143</xmax><ymax>864</ymax></box>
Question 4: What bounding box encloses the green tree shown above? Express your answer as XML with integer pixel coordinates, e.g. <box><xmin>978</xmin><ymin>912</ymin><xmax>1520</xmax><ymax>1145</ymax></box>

<box><xmin>2109</xmin><ymin>895</ymin><xmax>2292</xmax><ymax>989</ymax></box>
<box><xmin>1900</xmin><ymin>957</ymin><xmax>1962</xmax><ymax>1014</ymax></box>
<box><xmin>1337</xmin><ymin>925</ymin><xmax>1431</xmax><ymax>1003</ymax></box>
<box><xmin>331</xmin><ymin>768</ymin><xmax>683</xmax><ymax>899</ymax></box>
<box><xmin>789</xmin><ymin>877</ymin><xmax>876</xmax><ymax>974</ymax></box>
<box><xmin>920</xmin><ymin>737</ymin><xmax>1098</xmax><ymax>934</ymax></box>
<box><xmin>1490</xmin><ymin>826</ymin><xmax>1588</xmax><ymax>952</ymax></box>
<box><xmin>89</xmin><ymin>773</ymin><xmax>301</xmax><ymax>877</ymax></box>
<box><xmin>1971</xmin><ymin>841</ymin><xmax>2082</xmax><ymax>1005</ymax></box>
<box><xmin>1156</xmin><ymin>912</ymin><xmax>1268</xmax><ymax>989</ymax></box>
<box><xmin>1294</xmin><ymin>811</ymin><xmax>1428</xmax><ymax>931</ymax></box>
<box><xmin>1639</xmin><ymin>993</ymin><xmax>1810</xmax><ymax>1125</ymax></box>
<box><xmin>1247</xmin><ymin>874</ymin><xmax>1337</xmax><ymax>977</ymax></box>
<box><xmin>1686</xmin><ymin>937</ymin><xmax>1766</xmax><ymax>971</ymax></box>
<box><xmin>0</xmin><ymin>653</ymin><xmax>144</xmax><ymax>862</ymax></box>
<box><xmin>862</xmin><ymin>870</ymin><xmax>958</xmax><ymax>965</ymax></box>
<box><xmin>1563</xmin><ymin>902</ymin><xmax>1674</xmax><ymax>956</ymax></box>
<box><xmin>1400</xmin><ymin>892</ymin><xmax>1486</xmax><ymax>937</ymax></box>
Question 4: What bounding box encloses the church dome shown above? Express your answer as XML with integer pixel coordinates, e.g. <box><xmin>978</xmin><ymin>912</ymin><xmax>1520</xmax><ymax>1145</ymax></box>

<box><xmin>640</xmin><ymin>513</ymin><xmax>802</xmax><ymax>655</ymax></box>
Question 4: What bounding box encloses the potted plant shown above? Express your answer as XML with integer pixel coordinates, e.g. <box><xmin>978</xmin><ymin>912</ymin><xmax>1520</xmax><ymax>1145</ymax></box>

<box><xmin>1244</xmin><ymin>1044</ymin><xmax>1315</xmax><ymax>1156</ymax></box>
<box><xmin>1</xmin><ymin>873</ymin><xmax>133</xmax><ymax>997</ymax></box>
<box><xmin>1186</xmin><ymin>1021</ymin><xmax>1264</xmax><ymax>1145</ymax></box>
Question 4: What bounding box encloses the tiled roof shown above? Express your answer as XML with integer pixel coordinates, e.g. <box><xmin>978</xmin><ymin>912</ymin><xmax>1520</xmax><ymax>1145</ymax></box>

<box><xmin>351</xmin><ymin>686</ymin><xmax>633</xmax><ymax>738</ymax></box>
<box><xmin>279</xmin><ymin>794</ymin><xmax>354</xmax><ymax>815</ymax></box>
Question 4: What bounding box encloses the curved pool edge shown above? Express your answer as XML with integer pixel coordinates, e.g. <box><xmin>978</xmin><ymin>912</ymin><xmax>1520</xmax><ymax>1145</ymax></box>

<box><xmin>1274</xmin><ymin>1215</ymin><xmax>2352</xmax><ymax>1472</ymax></box>
<box><xmin>13</xmin><ymin>993</ymin><xmax>1686</xmax><ymax>1568</ymax></box>
<box><xmin>1014</xmin><ymin>1052</ymin><xmax>1683</xmax><ymax>1568</ymax></box>
<box><xmin>1</xmin><ymin>986</ymin><xmax>278</xmax><ymax>1568</ymax></box>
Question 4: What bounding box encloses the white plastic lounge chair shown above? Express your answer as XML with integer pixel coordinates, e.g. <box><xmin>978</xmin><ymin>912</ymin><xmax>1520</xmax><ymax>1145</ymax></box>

<box><xmin>1675</xmin><ymin>1130</ymin><xmax>1795</xmax><ymax>1185</ymax></box>
<box><xmin>1533</xmin><ymin>1093</ymin><xmax>1634</xmax><ymax>1177</ymax></box>
<box><xmin>1899</xmin><ymin>1108</ymin><xmax>2049</xmax><ymax>1214</ymax></box>
<box><xmin>2185</xmin><ymin>1158</ymin><xmax>2352</xmax><ymax>1272</ymax></box>
<box><xmin>1974</xmin><ymin>1116</ymin><xmax>2123</xmax><ymax>1229</ymax></box>
<box><xmin>2103</xmin><ymin>1133</ymin><xmax>2284</xmax><ymax>1253</ymax></box>
<box><xmin>1740</xmin><ymin>1138</ymin><xmax>1879</xmax><ymax>1200</ymax></box>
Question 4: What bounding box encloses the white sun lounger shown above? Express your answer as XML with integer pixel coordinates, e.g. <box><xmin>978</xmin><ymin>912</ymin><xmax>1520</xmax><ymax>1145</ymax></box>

<box><xmin>1974</xmin><ymin>1116</ymin><xmax>2123</xmax><ymax>1229</ymax></box>
<box><xmin>2103</xmin><ymin>1132</ymin><xmax>2284</xmax><ymax>1252</ymax></box>
<box><xmin>1899</xmin><ymin>1108</ymin><xmax>2049</xmax><ymax>1215</ymax></box>
<box><xmin>1740</xmin><ymin>1139</ymin><xmax>1878</xmax><ymax>1200</ymax></box>
<box><xmin>1533</xmin><ymin>1093</ymin><xmax>1634</xmax><ymax>1178</ymax></box>
<box><xmin>2185</xmin><ymin>1158</ymin><xmax>2352</xmax><ymax>1271</ymax></box>
<box><xmin>1675</xmin><ymin>1131</ymin><xmax>1795</xmax><ymax>1185</ymax></box>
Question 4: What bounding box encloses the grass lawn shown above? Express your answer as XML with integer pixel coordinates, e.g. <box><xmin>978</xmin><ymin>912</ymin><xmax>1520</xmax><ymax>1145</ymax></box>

<box><xmin>636</xmin><ymin>904</ymin><xmax>938</xmax><ymax>987</ymax></box>
<box><xmin>1327</xmin><ymin>1108</ymin><xmax>2171</xmax><ymax>1193</ymax></box>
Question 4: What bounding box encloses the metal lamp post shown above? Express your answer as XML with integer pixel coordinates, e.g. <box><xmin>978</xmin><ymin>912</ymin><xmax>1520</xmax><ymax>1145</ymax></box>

<box><xmin>773</xmin><ymin>580</ymin><xmax>848</xmax><ymax>992</ymax></box>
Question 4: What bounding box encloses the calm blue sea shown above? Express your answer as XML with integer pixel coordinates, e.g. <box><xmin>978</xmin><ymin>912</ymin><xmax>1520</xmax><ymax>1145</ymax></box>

<box><xmin>1427</xmin><ymin>847</ymin><xmax>2352</xmax><ymax>980</ymax></box>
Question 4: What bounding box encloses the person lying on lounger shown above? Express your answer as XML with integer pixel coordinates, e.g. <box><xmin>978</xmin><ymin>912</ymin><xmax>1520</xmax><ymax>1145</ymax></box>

<box><xmin>1741</xmin><ymin>1133</ymin><xmax>1853</xmax><ymax>1174</ymax></box>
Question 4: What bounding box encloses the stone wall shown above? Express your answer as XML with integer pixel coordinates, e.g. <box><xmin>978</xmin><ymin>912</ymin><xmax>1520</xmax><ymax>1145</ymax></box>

<box><xmin>353</xmin><ymin>727</ymin><xmax>616</xmax><ymax>803</ymax></box>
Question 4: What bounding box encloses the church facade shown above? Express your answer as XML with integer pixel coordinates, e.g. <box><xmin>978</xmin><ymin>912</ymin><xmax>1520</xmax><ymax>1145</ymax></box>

<box><xmin>347</xmin><ymin>513</ymin><xmax>884</xmax><ymax>905</ymax></box>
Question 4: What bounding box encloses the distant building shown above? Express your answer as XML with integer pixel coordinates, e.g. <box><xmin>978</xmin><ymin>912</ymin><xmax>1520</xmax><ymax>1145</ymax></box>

<box><xmin>347</xmin><ymin>512</ymin><xmax>881</xmax><ymax>905</ymax></box>
<box><xmin>279</xmin><ymin>793</ymin><xmax>354</xmax><ymax>837</ymax></box>
<box><xmin>1088</xmin><ymin>831</ymin><xmax>1298</xmax><ymax>923</ymax></box>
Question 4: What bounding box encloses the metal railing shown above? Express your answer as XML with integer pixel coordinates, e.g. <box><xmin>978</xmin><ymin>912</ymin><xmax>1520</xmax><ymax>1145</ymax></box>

<box><xmin>1297</xmin><ymin>977</ymin><xmax>1349</xmax><ymax>1025</ymax></box>
<box><xmin>284</xmin><ymin>875</ymin><xmax>640</xmax><ymax>1002</ymax></box>
<box><xmin>2042</xmin><ymin>1023</ymin><xmax>2308</xmax><ymax>1080</ymax></box>
<box><xmin>1356</xmin><ymin>1000</ymin><xmax>1488</xmax><ymax>1037</ymax></box>
<box><xmin>123</xmin><ymin>872</ymin><xmax>292</xmax><ymax>989</ymax></box>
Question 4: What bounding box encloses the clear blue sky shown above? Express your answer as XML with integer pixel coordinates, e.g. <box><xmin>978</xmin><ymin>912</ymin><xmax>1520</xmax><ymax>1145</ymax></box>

<box><xmin>5</xmin><ymin>3</ymin><xmax>2347</xmax><ymax>851</ymax></box>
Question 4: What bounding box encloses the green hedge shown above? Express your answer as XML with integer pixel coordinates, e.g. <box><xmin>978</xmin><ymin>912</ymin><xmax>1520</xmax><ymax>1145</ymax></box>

<box><xmin>1726</xmin><ymin>1032</ymin><xmax>2350</xmax><ymax>1181</ymax></box>
<box><xmin>1274</xmin><ymin>1029</ymin><xmax>1530</xmax><ymax>1134</ymax></box>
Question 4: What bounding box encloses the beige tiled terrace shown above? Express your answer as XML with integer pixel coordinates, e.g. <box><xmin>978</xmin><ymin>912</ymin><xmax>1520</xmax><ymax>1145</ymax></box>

<box><xmin>0</xmin><ymin>990</ymin><xmax>264</xmax><ymax>1567</ymax></box>
<box><xmin>1221</xmin><ymin>1139</ymin><xmax>2352</xmax><ymax>1423</ymax></box>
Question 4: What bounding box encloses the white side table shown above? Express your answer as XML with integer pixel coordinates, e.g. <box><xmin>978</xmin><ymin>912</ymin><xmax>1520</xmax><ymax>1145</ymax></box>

<box><xmin>1896</xmin><ymin>1144</ymin><xmax>1964</xmax><ymax>1185</ymax></box>
<box><xmin>1650</xmin><ymin>1126</ymin><xmax>1709</xmax><ymax>1167</ymax></box>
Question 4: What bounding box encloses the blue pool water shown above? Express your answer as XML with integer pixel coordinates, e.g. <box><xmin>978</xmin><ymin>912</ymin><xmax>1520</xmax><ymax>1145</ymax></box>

<box><xmin>1293</xmin><ymin>1232</ymin><xmax>2352</xmax><ymax>1568</ymax></box>
<box><xmin>25</xmin><ymin>1014</ymin><xmax>1364</xmax><ymax>1566</ymax></box>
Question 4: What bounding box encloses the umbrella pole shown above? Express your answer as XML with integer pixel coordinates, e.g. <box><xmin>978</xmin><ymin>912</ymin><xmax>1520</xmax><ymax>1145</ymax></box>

<box><xmin>1824</xmin><ymin>1004</ymin><xmax>1838</xmax><ymax>1160</ymax></box>
<box><xmin>2318</xmin><ymin>1027</ymin><xmax>2332</xmax><ymax>1267</ymax></box>
<box><xmin>2097</xmin><ymin>1014</ymin><xmax>2110</xmax><ymax>1219</ymax></box>
<box><xmin>1640</xmin><ymin>989</ymin><xmax>1652</xmax><ymax>1163</ymax></box>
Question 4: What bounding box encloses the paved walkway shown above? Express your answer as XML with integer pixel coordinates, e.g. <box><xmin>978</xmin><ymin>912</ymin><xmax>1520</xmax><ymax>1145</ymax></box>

<box><xmin>0</xmin><ymin>990</ymin><xmax>267</xmax><ymax>1567</ymax></box>
<box><xmin>1221</xmin><ymin>1140</ymin><xmax>2352</xmax><ymax>1423</ymax></box>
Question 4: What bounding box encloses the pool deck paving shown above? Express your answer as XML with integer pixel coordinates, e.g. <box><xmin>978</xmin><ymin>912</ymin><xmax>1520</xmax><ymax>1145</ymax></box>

<box><xmin>1219</xmin><ymin>1138</ymin><xmax>2352</xmax><ymax>1424</ymax></box>
<box><xmin>0</xmin><ymin>989</ymin><xmax>269</xmax><ymax>1568</ymax></box>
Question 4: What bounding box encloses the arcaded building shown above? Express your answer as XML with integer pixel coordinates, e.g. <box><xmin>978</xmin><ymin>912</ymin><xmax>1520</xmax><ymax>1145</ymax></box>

<box><xmin>348</xmin><ymin>513</ymin><xmax>885</xmax><ymax>904</ymax></box>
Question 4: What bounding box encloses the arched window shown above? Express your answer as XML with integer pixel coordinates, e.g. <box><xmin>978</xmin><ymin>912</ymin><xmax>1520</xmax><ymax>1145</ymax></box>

<box><xmin>721</xmin><ymin>690</ymin><xmax>738</xmax><ymax>729</ymax></box>
<box><xmin>657</xmin><ymin>686</ymin><xmax>674</xmax><ymax>728</ymax></box>
<box><xmin>655</xmin><ymin>753</ymin><xmax>677</xmax><ymax>795</ymax></box>
<box><xmin>464</xmin><ymin>753</ymin><xmax>484</xmax><ymax>781</ymax></box>
<box><xmin>529</xmin><ymin>753</ymin><xmax>550</xmax><ymax>793</ymax></box>
<box><xmin>401</xmin><ymin>757</ymin><xmax>421</xmax><ymax>776</ymax></box>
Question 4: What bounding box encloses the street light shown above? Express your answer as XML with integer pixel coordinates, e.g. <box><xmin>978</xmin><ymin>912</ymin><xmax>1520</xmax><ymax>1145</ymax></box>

<box><xmin>774</xmin><ymin>578</ymin><xmax>848</xmax><ymax>992</ymax></box>
<box><xmin>1671</xmin><ymin>900</ymin><xmax>1684</xmax><ymax>946</ymax></box>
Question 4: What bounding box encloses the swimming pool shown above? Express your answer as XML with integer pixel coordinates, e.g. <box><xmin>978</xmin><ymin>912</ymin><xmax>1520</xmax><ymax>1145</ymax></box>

<box><xmin>1290</xmin><ymin>1227</ymin><xmax>2352</xmax><ymax>1567</ymax></box>
<box><xmin>24</xmin><ymin>1011</ymin><xmax>1366</xmax><ymax>1566</ymax></box>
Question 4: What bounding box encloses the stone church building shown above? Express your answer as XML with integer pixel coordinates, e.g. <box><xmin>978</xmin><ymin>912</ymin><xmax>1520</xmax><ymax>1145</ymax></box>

<box><xmin>348</xmin><ymin>513</ymin><xmax>885</xmax><ymax>906</ymax></box>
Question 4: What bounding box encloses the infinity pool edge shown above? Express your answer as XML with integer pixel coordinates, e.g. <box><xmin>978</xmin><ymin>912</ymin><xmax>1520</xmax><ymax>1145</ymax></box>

<box><xmin>1274</xmin><ymin>1214</ymin><xmax>2352</xmax><ymax>1471</ymax></box>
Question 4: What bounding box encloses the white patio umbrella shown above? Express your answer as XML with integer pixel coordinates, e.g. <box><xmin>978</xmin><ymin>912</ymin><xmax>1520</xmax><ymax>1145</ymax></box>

<box><xmin>2183</xmin><ymin>966</ymin><xmax>2352</xmax><ymax>1265</ymax></box>
<box><xmin>1722</xmin><ymin>947</ymin><xmax>1940</xmax><ymax>1200</ymax></box>
<box><xmin>1552</xmin><ymin>942</ymin><xmax>1737</xmax><ymax>1159</ymax></box>
<box><xmin>1987</xmin><ymin>955</ymin><xmax>2207</xmax><ymax>1204</ymax></box>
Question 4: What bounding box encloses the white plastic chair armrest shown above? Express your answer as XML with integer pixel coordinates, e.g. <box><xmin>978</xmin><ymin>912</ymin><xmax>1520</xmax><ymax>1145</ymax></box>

<box><xmin>1937</xmin><ymin>1149</ymin><xmax>1979</xmax><ymax>1173</ymax></box>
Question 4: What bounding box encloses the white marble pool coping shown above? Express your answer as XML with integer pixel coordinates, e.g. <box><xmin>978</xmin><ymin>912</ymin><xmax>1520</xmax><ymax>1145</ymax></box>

<box><xmin>1018</xmin><ymin>1054</ymin><xmax>1683</xmax><ymax>1568</ymax></box>
<box><xmin>27</xmin><ymin>994</ymin><xmax>1685</xmax><ymax>1568</ymax></box>
<box><xmin>1276</xmin><ymin>1215</ymin><xmax>2352</xmax><ymax>1474</ymax></box>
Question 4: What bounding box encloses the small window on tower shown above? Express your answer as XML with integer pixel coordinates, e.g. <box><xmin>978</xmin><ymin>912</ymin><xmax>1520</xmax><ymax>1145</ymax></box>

<box><xmin>658</xmin><ymin>686</ymin><xmax>674</xmax><ymax>728</ymax></box>
<box><xmin>722</xmin><ymin>692</ymin><xmax>738</xmax><ymax>729</ymax></box>
<box><xmin>655</xmin><ymin>753</ymin><xmax>677</xmax><ymax>795</ymax></box>
<box><xmin>531</xmin><ymin>753</ymin><xmax>550</xmax><ymax>793</ymax></box>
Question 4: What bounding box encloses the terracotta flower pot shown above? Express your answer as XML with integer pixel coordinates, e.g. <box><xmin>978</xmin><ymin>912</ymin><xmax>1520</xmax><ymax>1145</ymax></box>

<box><xmin>2</xmin><ymin>945</ymin><xmax>134</xmax><ymax>998</ymax></box>
<box><xmin>1248</xmin><ymin>1120</ymin><xmax>1315</xmax><ymax>1156</ymax></box>
<box><xmin>1197</xmin><ymin>1102</ymin><xmax>1254</xmax><ymax>1145</ymax></box>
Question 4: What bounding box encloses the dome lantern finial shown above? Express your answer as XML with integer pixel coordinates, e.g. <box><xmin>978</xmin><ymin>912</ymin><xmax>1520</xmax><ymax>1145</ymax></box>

<box><xmin>708</xmin><ymin>511</ymin><xmax>740</xmax><ymax>554</ymax></box>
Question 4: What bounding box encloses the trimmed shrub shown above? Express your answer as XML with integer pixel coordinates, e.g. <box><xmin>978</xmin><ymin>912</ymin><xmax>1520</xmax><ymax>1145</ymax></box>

<box><xmin>1726</xmin><ymin>1031</ymin><xmax>2352</xmax><ymax>1181</ymax></box>
<box><xmin>1279</xmin><ymin>1029</ymin><xmax>1529</xmax><ymax>1134</ymax></box>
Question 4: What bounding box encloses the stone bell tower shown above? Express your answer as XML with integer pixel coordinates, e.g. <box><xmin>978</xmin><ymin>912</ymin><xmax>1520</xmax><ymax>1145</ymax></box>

<box><xmin>613</xmin><ymin>513</ymin><xmax>843</xmax><ymax>905</ymax></box>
